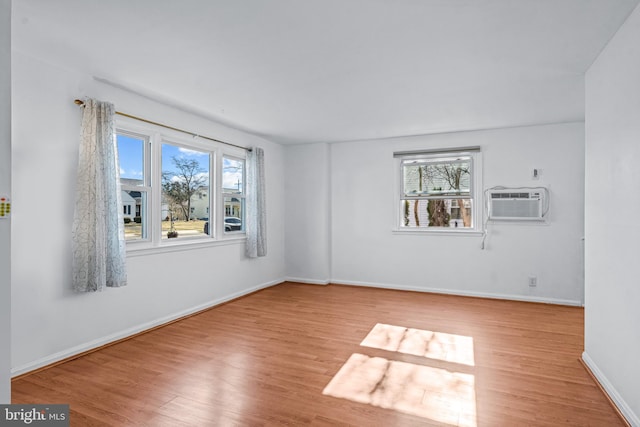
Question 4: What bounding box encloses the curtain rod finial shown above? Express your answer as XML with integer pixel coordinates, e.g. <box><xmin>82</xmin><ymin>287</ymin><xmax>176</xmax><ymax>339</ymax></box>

<box><xmin>74</xmin><ymin>99</ymin><xmax>85</xmax><ymax>106</ymax></box>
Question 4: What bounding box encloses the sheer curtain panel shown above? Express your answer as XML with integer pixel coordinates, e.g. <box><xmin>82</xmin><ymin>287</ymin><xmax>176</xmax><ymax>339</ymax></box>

<box><xmin>246</xmin><ymin>147</ymin><xmax>266</xmax><ymax>258</ymax></box>
<box><xmin>72</xmin><ymin>99</ymin><xmax>127</xmax><ymax>292</ymax></box>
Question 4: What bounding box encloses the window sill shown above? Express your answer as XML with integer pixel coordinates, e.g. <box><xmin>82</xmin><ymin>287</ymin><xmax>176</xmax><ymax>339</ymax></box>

<box><xmin>392</xmin><ymin>228</ymin><xmax>484</xmax><ymax>237</ymax></box>
<box><xmin>125</xmin><ymin>235</ymin><xmax>246</xmax><ymax>257</ymax></box>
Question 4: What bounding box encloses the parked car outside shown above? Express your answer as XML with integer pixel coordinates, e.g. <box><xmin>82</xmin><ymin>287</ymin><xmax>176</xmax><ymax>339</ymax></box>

<box><xmin>224</xmin><ymin>217</ymin><xmax>242</xmax><ymax>231</ymax></box>
<box><xmin>203</xmin><ymin>217</ymin><xmax>242</xmax><ymax>235</ymax></box>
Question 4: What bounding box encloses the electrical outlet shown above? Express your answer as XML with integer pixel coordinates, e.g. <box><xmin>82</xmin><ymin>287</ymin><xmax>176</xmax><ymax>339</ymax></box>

<box><xmin>528</xmin><ymin>276</ymin><xmax>537</xmax><ymax>287</ymax></box>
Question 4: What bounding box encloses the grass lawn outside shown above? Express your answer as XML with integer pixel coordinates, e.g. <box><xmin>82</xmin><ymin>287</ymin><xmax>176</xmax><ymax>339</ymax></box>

<box><xmin>124</xmin><ymin>219</ymin><xmax>207</xmax><ymax>240</ymax></box>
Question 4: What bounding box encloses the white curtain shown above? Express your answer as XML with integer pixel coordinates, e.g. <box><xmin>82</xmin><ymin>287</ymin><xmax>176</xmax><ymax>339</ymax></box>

<box><xmin>72</xmin><ymin>99</ymin><xmax>127</xmax><ymax>292</ymax></box>
<box><xmin>246</xmin><ymin>147</ymin><xmax>267</xmax><ymax>258</ymax></box>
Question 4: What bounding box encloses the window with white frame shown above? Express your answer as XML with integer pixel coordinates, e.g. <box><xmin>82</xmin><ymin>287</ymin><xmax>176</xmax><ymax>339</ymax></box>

<box><xmin>161</xmin><ymin>142</ymin><xmax>210</xmax><ymax>240</ymax></box>
<box><xmin>116</xmin><ymin>122</ymin><xmax>246</xmax><ymax>248</ymax></box>
<box><xmin>397</xmin><ymin>148</ymin><xmax>481</xmax><ymax>231</ymax></box>
<box><xmin>222</xmin><ymin>156</ymin><xmax>245</xmax><ymax>233</ymax></box>
<box><xmin>118</xmin><ymin>131</ymin><xmax>150</xmax><ymax>241</ymax></box>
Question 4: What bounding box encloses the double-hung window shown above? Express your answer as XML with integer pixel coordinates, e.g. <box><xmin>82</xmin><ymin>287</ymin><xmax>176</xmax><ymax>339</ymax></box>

<box><xmin>396</xmin><ymin>148</ymin><xmax>482</xmax><ymax>232</ymax></box>
<box><xmin>160</xmin><ymin>142</ymin><xmax>211</xmax><ymax>240</ymax></box>
<box><xmin>116</xmin><ymin>119</ymin><xmax>246</xmax><ymax>250</ymax></box>
<box><xmin>222</xmin><ymin>156</ymin><xmax>245</xmax><ymax>233</ymax></box>
<box><xmin>118</xmin><ymin>131</ymin><xmax>150</xmax><ymax>241</ymax></box>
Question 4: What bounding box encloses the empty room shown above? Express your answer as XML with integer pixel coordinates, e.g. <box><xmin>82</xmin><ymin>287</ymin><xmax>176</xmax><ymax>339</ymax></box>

<box><xmin>1</xmin><ymin>0</ymin><xmax>639</xmax><ymax>426</ymax></box>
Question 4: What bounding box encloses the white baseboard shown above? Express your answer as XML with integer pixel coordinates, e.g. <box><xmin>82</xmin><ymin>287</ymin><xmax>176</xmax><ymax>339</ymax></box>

<box><xmin>582</xmin><ymin>352</ymin><xmax>639</xmax><ymax>426</ymax></box>
<box><xmin>11</xmin><ymin>278</ymin><xmax>283</xmax><ymax>377</ymax></box>
<box><xmin>330</xmin><ymin>279</ymin><xmax>583</xmax><ymax>306</ymax></box>
<box><xmin>284</xmin><ymin>276</ymin><xmax>330</xmax><ymax>285</ymax></box>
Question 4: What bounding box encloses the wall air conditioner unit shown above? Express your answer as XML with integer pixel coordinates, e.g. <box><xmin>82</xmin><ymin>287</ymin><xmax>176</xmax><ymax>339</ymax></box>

<box><xmin>488</xmin><ymin>189</ymin><xmax>546</xmax><ymax>221</ymax></box>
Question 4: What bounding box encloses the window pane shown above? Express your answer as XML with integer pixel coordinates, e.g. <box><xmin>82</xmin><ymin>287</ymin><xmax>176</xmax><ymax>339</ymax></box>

<box><xmin>122</xmin><ymin>190</ymin><xmax>147</xmax><ymax>240</ymax></box>
<box><xmin>403</xmin><ymin>158</ymin><xmax>471</xmax><ymax>195</ymax></box>
<box><xmin>117</xmin><ymin>134</ymin><xmax>145</xmax><ymax>186</ymax></box>
<box><xmin>401</xmin><ymin>198</ymin><xmax>472</xmax><ymax>228</ymax></box>
<box><xmin>161</xmin><ymin>143</ymin><xmax>210</xmax><ymax>239</ymax></box>
<box><xmin>223</xmin><ymin>157</ymin><xmax>244</xmax><ymax>194</ymax></box>
<box><xmin>224</xmin><ymin>197</ymin><xmax>244</xmax><ymax>232</ymax></box>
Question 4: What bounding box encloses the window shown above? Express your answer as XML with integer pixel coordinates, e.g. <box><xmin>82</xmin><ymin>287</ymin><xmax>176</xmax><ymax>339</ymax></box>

<box><xmin>397</xmin><ymin>148</ymin><xmax>481</xmax><ymax>231</ymax></box>
<box><xmin>161</xmin><ymin>142</ymin><xmax>210</xmax><ymax>240</ymax></box>
<box><xmin>116</xmin><ymin>121</ymin><xmax>246</xmax><ymax>249</ymax></box>
<box><xmin>222</xmin><ymin>156</ymin><xmax>245</xmax><ymax>233</ymax></box>
<box><xmin>117</xmin><ymin>132</ymin><xmax>149</xmax><ymax>241</ymax></box>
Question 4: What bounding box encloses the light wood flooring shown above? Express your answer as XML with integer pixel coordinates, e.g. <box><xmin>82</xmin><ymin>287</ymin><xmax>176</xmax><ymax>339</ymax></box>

<box><xmin>12</xmin><ymin>282</ymin><xmax>624</xmax><ymax>426</ymax></box>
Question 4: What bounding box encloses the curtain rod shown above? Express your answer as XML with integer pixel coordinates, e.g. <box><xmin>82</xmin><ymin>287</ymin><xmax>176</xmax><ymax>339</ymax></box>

<box><xmin>74</xmin><ymin>99</ymin><xmax>251</xmax><ymax>152</ymax></box>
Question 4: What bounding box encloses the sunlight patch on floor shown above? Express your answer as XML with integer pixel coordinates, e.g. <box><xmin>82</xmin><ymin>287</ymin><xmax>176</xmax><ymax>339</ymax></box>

<box><xmin>323</xmin><ymin>353</ymin><xmax>476</xmax><ymax>426</ymax></box>
<box><xmin>360</xmin><ymin>323</ymin><xmax>475</xmax><ymax>366</ymax></box>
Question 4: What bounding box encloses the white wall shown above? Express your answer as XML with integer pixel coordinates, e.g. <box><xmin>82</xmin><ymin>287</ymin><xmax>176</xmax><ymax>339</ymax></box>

<box><xmin>10</xmin><ymin>50</ymin><xmax>286</xmax><ymax>375</ymax></box>
<box><xmin>284</xmin><ymin>143</ymin><xmax>332</xmax><ymax>283</ymax></box>
<box><xmin>0</xmin><ymin>0</ymin><xmax>11</xmax><ymax>404</ymax></box>
<box><xmin>329</xmin><ymin>123</ymin><xmax>585</xmax><ymax>304</ymax></box>
<box><xmin>584</xmin><ymin>3</ymin><xmax>640</xmax><ymax>425</ymax></box>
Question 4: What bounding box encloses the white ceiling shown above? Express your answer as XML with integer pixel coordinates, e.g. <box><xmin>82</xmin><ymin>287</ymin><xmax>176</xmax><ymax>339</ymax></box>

<box><xmin>11</xmin><ymin>0</ymin><xmax>640</xmax><ymax>144</ymax></box>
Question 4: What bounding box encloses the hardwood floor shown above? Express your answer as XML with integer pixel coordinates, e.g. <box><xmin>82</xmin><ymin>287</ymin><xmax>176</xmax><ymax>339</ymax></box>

<box><xmin>12</xmin><ymin>282</ymin><xmax>624</xmax><ymax>426</ymax></box>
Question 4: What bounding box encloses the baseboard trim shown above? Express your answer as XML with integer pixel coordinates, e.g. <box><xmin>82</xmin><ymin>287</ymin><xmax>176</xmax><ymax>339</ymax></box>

<box><xmin>11</xmin><ymin>278</ymin><xmax>284</xmax><ymax>379</ymax></box>
<box><xmin>284</xmin><ymin>276</ymin><xmax>330</xmax><ymax>285</ymax></box>
<box><xmin>330</xmin><ymin>279</ymin><xmax>583</xmax><ymax>306</ymax></box>
<box><xmin>581</xmin><ymin>352</ymin><xmax>638</xmax><ymax>427</ymax></box>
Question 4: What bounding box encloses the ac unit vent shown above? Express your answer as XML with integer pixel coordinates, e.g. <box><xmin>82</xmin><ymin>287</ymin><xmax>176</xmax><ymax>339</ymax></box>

<box><xmin>488</xmin><ymin>189</ymin><xmax>545</xmax><ymax>221</ymax></box>
<box><xmin>491</xmin><ymin>192</ymin><xmax>532</xmax><ymax>199</ymax></box>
